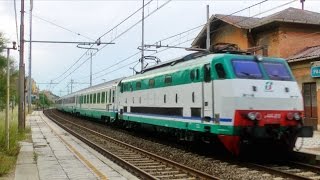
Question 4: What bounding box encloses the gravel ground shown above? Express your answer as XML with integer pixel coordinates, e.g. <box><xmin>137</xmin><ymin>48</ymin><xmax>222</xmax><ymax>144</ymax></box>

<box><xmin>51</xmin><ymin>110</ymin><xmax>287</xmax><ymax>180</ymax></box>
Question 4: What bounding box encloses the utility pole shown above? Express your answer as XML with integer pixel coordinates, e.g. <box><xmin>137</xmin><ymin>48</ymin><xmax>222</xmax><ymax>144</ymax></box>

<box><xmin>5</xmin><ymin>42</ymin><xmax>17</xmax><ymax>150</ymax></box>
<box><xmin>28</xmin><ymin>0</ymin><xmax>33</xmax><ymax>114</ymax></box>
<box><xmin>141</xmin><ymin>0</ymin><xmax>145</xmax><ymax>71</ymax></box>
<box><xmin>19</xmin><ymin>0</ymin><xmax>25</xmax><ymax>131</ymax></box>
<box><xmin>206</xmin><ymin>5</ymin><xmax>210</xmax><ymax>51</ymax></box>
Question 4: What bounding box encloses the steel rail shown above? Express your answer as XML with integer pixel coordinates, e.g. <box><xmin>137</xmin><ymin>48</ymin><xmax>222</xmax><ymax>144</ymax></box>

<box><xmin>246</xmin><ymin>163</ymin><xmax>317</xmax><ymax>180</ymax></box>
<box><xmin>45</xmin><ymin>110</ymin><xmax>220</xmax><ymax>180</ymax></box>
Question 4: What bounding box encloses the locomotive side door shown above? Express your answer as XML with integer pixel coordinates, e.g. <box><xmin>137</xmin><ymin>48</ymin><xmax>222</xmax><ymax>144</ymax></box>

<box><xmin>202</xmin><ymin>63</ymin><xmax>213</xmax><ymax>121</ymax></box>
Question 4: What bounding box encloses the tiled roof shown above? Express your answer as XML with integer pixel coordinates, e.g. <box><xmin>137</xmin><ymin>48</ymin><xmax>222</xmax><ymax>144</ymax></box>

<box><xmin>255</xmin><ymin>7</ymin><xmax>320</xmax><ymax>27</ymax></box>
<box><xmin>192</xmin><ymin>7</ymin><xmax>320</xmax><ymax>47</ymax></box>
<box><xmin>214</xmin><ymin>14</ymin><xmax>260</xmax><ymax>29</ymax></box>
<box><xmin>287</xmin><ymin>46</ymin><xmax>320</xmax><ymax>63</ymax></box>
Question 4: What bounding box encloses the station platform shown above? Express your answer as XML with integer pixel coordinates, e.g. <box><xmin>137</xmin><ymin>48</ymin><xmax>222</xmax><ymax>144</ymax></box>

<box><xmin>296</xmin><ymin>131</ymin><xmax>320</xmax><ymax>156</ymax></box>
<box><xmin>14</xmin><ymin>111</ymin><xmax>139</xmax><ymax>180</ymax></box>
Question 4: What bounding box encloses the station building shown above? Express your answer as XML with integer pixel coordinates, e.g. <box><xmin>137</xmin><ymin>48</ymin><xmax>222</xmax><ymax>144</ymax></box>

<box><xmin>192</xmin><ymin>7</ymin><xmax>320</xmax><ymax>130</ymax></box>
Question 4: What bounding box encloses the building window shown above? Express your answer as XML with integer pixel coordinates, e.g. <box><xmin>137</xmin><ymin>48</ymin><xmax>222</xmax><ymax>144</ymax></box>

<box><xmin>149</xmin><ymin>79</ymin><xmax>155</xmax><ymax>88</ymax></box>
<box><xmin>165</xmin><ymin>75</ymin><xmax>172</xmax><ymax>85</ymax></box>
<box><xmin>215</xmin><ymin>63</ymin><xmax>226</xmax><ymax>79</ymax></box>
<box><xmin>303</xmin><ymin>82</ymin><xmax>317</xmax><ymax>118</ymax></box>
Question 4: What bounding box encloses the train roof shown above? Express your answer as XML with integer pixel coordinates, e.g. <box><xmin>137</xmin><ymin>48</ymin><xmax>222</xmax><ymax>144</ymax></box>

<box><xmin>58</xmin><ymin>77</ymin><xmax>123</xmax><ymax>99</ymax></box>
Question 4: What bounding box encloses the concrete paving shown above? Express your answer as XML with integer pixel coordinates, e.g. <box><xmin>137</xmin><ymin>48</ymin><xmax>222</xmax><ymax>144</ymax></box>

<box><xmin>296</xmin><ymin>131</ymin><xmax>320</xmax><ymax>155</ymax></box>
<box><xmin>14</xmin><ymin>111</ymin><xmax>139</xmax><ymax>180</ymax></box>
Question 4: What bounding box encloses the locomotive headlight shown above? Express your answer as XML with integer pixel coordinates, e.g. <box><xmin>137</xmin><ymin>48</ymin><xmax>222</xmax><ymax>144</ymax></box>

<box><xmin>293</xmin><ymin>112</ymin><xmax>301</xmax><ymax>121</ymax></box>
<box><xmin>255</xmin><ymin>112</ymin><xmax>262</xmax><ymax>120</ymax></box>
<box><xmin>287</xmin><ymin>112</ymin><xmax>294</xmax><ymax>120</ymax></box>
<box><xmin>247</xmin><ymin>112</ymin><xmax>256</xmax><ymax>121</ymax></box>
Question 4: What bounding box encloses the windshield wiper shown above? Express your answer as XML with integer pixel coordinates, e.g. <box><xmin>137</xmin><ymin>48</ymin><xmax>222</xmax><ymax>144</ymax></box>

<box><xmin>239</xmin><ymin>72</ymin><xmax>260</xmax><ymax>78</ymax></box>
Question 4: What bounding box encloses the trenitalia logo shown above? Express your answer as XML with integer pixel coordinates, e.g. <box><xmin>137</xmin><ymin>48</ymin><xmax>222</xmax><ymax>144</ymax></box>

<box><xmin>265</xmin><ymin>81</ymin><xmax>273</xmax><ymax>91</ymax></box>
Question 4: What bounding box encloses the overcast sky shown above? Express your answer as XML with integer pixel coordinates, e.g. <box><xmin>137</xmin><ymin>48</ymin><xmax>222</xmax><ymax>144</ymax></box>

<box><xmin>0</xmin><ymin>0</ymin><xmax>319</xmax><ymax>96</ymax></box>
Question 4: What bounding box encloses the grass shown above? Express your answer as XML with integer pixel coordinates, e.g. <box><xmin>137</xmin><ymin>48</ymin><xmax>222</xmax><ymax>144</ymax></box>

<box><xmin>0</xmin><ymin>107</ymin><xmax>31</xmax><ymax>176</ymax></box>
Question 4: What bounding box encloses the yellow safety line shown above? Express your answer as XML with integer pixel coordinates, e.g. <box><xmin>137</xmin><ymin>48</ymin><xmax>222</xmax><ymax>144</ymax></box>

<box><xmin>39</xmin><ymin>112</ymin><xmax>108</xmax><ymax>180</ymax></box>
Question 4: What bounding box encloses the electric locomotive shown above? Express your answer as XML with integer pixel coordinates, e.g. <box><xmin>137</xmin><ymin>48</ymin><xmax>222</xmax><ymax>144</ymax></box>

<box><xmin>56</xmin><ymin>51</ymin><xmax>313</xmax><ymax>155</ymax></box>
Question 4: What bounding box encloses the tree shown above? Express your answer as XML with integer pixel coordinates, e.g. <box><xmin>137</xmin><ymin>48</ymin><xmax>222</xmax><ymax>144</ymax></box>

<box><xmin>0</xmin><ymin>33</ymin><xmax>19</xmax><ymax>111</ymax></box>
<box><xmin>35</xmin><ymin>92</ymin><xmax>53</xmax><ymax>109</ymax></box>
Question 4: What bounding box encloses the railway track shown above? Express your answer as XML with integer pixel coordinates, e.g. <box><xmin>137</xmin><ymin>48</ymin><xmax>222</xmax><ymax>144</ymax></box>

<box><xmin>44</xmin><ymin>110</ymin><xmax>220</xmax><ymax>180</ymax></box>
<box><xmin>245</xmin><ymin>161</ymin><xmax>320</xmax><ymax>180</ymax></box>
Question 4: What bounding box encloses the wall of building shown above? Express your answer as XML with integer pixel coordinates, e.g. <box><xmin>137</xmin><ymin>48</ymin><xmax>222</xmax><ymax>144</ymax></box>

<box><xmin>210</xmin><ymin>23</ymin><xmax>249</xmax><ymax>50</ymax></box>
<box><xmin>279</xmin><ymin>23</ymin><xmax>320</xmax><ymax>58</ymax></box>
<box><xmin>290</xmin><ymin>60</ymin><xmax>320</xmax><ymax>130</ymax></box>
<box><xmin>253</xmin><ymin>27</ymin><xmax>280</xmax><ymax>57</ymax></box>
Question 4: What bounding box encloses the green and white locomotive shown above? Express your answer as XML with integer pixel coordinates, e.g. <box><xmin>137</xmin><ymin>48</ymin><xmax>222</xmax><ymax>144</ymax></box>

<box><xmin>56</xmin><ymin>52</ymin><xmax>313</xmax><ymax>155</ymax></box>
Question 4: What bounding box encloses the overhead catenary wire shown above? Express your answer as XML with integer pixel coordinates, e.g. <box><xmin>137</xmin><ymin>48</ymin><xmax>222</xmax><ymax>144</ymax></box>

<box><xmin>82</xmin><ymin>0</ymin><xmax>271</xmax><ymax>80</ymax></box>
<box><xmin>51</xmin><ymin>0</ymin><xmax>154</xmax><ymax>83</ymax></box>
<box><xmin>52</xmin><ymin>0</ymin><xmax>172</xmax><ymax>89</ymax></box>
<box><xmin>25</xmin><ymin>12</ymin><xmax>95</xmax><ymax>41</ymax></box>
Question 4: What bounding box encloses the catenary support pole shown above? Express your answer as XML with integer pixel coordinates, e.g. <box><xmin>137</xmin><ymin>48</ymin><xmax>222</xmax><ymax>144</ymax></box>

<box><xmin>28</xmin><ymin>0</ymin><xmax>33</xmax><ymax>113</ymax></box>
<box><xmin>19</xmin><ymin>0</ymin><xmax>25</xmax><ymax>131</ymax></box>
<box><xmin>206</xmin><ymin>5</ymin><xmax>210</xmax><ymax>51</ymax></box>
<box><xmin>5</xmin><ymin>49</ymin><xmax>10</xmax><ymax>150</ymax></box>
<box><xmin>141</xmin><ymin>0</ymin><xmax>145</xmax><ymax>71</ymax></box>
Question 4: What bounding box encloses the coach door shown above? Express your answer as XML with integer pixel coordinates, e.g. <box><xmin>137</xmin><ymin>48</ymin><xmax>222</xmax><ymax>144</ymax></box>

<box><xmin>202</xmin><ymin>63</ymin><xmax>213</xmax><ymax>121</ymax></box>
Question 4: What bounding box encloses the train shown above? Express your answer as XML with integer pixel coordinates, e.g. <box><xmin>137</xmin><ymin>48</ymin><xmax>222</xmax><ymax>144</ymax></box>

<box><xmin>56</xmin><ymin>51</ymin><xmax>313</xmax><ymax>155</ymax></box>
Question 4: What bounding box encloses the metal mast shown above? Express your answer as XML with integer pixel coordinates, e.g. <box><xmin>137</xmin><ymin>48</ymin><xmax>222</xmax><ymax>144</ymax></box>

<box><xmin>206</xmin><ymin>5</ymin><xmax>210</xmax><ymax>51</ymax></box>
<box><xmin>141</xmin><ymin>0</ymin><xmax>145</xmax><ymax>71</ymax></box>
<box><xmin>28</xmin><ymin>0</ymin><xmax>33</xmax><ymax>113</ymax></box>
<box><xmin>19</xmin><ymin>0</ymin><xmax>25</xmax><ymax>131</ymax></box>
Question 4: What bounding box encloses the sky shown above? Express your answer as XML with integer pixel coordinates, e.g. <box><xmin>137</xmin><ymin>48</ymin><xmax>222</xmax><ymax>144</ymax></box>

<box><xmin>0</xmin><ymin>0</ymin><xmax>319</xmax><ymax>96</ymax></box>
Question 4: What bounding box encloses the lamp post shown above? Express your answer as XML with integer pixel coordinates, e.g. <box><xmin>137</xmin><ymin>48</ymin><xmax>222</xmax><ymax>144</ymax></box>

<box><xmin>4</xmin><ymin>41</ymin><xmax>17</xmax><ymax>150</ymax></box>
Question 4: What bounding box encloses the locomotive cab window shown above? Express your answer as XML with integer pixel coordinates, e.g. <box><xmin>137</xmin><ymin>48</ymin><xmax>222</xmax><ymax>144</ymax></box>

<box><xmin>232</xmin><ymin>60</ymin><xmax>262</xmax><ymax>79</ymax></box>
<box><xmin>215</xmin><ymin>63</ymin><xmax>226</xmax><ymax>79</ymax></box>
<box><xmin>262</xmin><ymin>62</ymin><xmax>292</xmax><ymax>81</ymax></box>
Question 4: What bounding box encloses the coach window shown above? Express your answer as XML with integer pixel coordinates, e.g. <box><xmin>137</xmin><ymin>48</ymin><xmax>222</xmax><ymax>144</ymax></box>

<box><xmin>130</xmin><ymin>83</ymin><xmax>133</xmax><ymax>91</ymax></box>
<box><xmin>190</xmin><ymin>70</ymin><xmax>195</xmax><ymax>81</ymax></box>
<box><xmin>87</xmin><ymin>95</ymin><xmax>89</xmax><ymax>104</ymax></box>
<box><xmin>90</xmin><ymin>94</ymin><xmax>93</xmax><ymax>104</ymax></box>
<box><xmin>195</xmin><ymin>69</ymin><xmax>200</xmax><ymax>80</ymax></box>
<box><xmin>109</xmin><ymin>90</ymin><xmax>111</xmax><ymax>103</ymax></box>
<box><xmin>97</xmin><ymin>93</ymin><xmax>100</xmax><ymax>104</ymax></box>
<box><xmin>204</xmin><ymin>64</ymin><xmax>211</xmax><ymax>82</ymax></box>
<box><xmin>93</xmin><ymin>93</ymin><xmax>96</xmax><ymax>104</ymax></box>
<box><xmin>101</xmin><ymin>92</ymin><xmax>105</xmax><ymax>103</ymax></box>
<box><xmin>165</xmin><ymin>75</ymin><xmax>172</xmax><ymax>86</ymax></box>
<box><xmin>136</xmin><ymin>81</ymin><xmax>141</xmax><ymax>90</ymax></box>
<box><xmin>112</xmin><ymin>90</ymin><xmax>115</xmax><ymax>103</ymax></box>
<box><xmin>149</xmin><ymin>79</ymin><xmax>155</xmax><ymax>88</ymax></box>
<box><xmin>215</xmin><ymin>63</ymin><xmax>226</xmax><ymax>79</ymax></box>
<box><xmin>106</xmin><ymin>91</ymin><xmax>108</xmax><ymax>103</ymax></box>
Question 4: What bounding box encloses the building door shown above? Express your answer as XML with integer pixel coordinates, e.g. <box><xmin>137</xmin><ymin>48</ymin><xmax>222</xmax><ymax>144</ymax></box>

<box><xmin>303</xmin><ymin>82</ymin><xmax>318</xmax><ymax>130</ymax></box>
